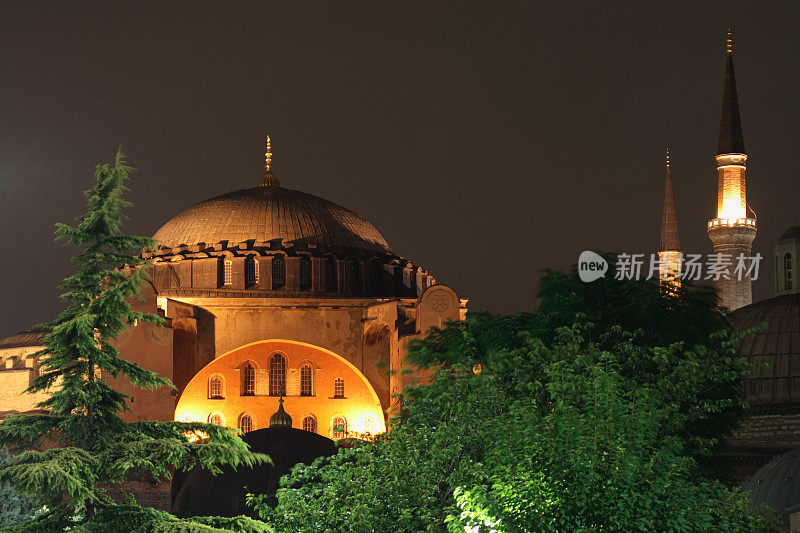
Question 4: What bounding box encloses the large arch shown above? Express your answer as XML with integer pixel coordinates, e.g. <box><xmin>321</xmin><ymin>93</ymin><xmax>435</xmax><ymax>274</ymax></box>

<box><xmin>175</xmin><ymin>339</ymin><xmax>386</xmax><ymax>436</ymax></box>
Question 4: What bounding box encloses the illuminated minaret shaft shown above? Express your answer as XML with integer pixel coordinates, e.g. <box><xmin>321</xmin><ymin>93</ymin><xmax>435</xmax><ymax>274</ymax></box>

<box><xmin>707</xmin><ymin>28</ymin><xmax>757</xmax><ymax>311</ymax></box>
<box><xmin>659</xmin><ymin>148</ymin><xmax>681</xmax><ymax>288</ymax></box>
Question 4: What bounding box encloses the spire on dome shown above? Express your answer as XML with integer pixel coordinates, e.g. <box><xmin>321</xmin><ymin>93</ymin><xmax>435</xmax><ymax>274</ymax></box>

<box><xmin>260</xmin><ymin>134</ymin><xmax>281</xmax><ymax>187</ymax></box>
<box><xmin>660</xmin><ymin>147</ymin><xmax>680</xmax><ymax>251</ymax></box>
<box><xmin>269</xmin><ymin>396</ymin><xmax>292</xmax><ymax>428</ymax></box>
<box><xmin>717</xmin><ymin>27</ymin><xmax>746</xmax><ymax>155</ymax></box>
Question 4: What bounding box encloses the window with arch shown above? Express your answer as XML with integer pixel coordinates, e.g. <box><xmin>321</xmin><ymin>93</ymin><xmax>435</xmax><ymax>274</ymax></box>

<box><xmin>350</xmin><ymin>260</ymin><xmax>363</xmax><ymax>296</ymax></box>
<box><xmin>331</xmin><ymin>415</ymin><xmax>347</xmax><ymax>439</ymax></box>
<box><xmin>324</xmin><ymin>257</ymin><xmax>337</xmax><ymax>292</ymax></box>
<box><xmin>239</xmin><ymin>413</ymin><xmax>254</xmax><ymax>433</ymax></box>
<box><xmin>272</xmin><ymin>255</ymin><xmax>286</xmax><ymax>290</ymax></box>
<box><xmin>302</xmin><ymin>415</ymin><xmax>317</xmax><ymax>433</ymax></box>
<box><xmin>208</xmin><ymin>412</ymin><xmax>225</xmax><ymax>426</ymax></box>
<box><xmin>363</xmin><ymin>415</ymin><xmax>376</xmax><ymax>435</ymax></box>
<box><xmin>300</xmin><ymin>364</ymin><xmax>314</xmax><ymax>396</ymax></box>
<box><xmin>333</xmin><ymin>377</ymin><xmax>344</xmax><ymax>398</ymax></box>
<box><xmin>242</xmin><ymin>363</ymin><xmax>255</xmax><ymax>396</ymax></box>
<box><xmin>786</xmin><ymin>253</ymin><xmax>793</xmax><ymax>291</ymax></box>
<box><xmin>245</xmin><ymin>256</ymin><xmax>259</xmax><ymax>285</ymax></box>
<box><xmin>223</xmin><ymin>259</ymin><xmax>233</xmax><ymax>285</ymax></box>
<box><xmin>269</xmin><ymin>353</ymin><xmax>287</xmax><ymax>396</ymax></box>
<box><xmin>299</xmin><ymin>256</ymin><xmax>311</xmax><ymax>291</ymax></box>
<box><xmin>208</xmin><ymin>374</ymin><xmax>225</xmax><ymax>399</ymax></box>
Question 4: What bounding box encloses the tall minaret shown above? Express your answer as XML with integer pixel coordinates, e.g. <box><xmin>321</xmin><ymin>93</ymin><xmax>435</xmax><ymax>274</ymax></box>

<box><xmin>659</xmin><ymin>147</ymin><xmax>681</xmax><ymax>288</ymax></box>
<box><xmin>707</xmin><ymin>28</ymin><xmax>757</xmax><ymax>311</ymax></box>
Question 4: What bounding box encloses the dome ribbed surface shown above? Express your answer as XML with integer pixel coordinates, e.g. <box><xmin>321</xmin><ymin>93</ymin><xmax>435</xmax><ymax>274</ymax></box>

<box><xmin>728</xmin><ymin>294</ymin><xmax>800</xmax><ymax>404</ymax></box>
<box><xmin>153</xmin><ymin>186</ymin><xmax>391</xmax><ymax>253</ymax></box>
<box><xmin>744</xmin><ymin>448</ymin><xmax>800</xmax><ymax>518</ymax></box>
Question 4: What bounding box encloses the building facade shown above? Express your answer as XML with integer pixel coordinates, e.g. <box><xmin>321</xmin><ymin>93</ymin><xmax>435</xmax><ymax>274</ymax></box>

<box><xmin>0</xmin><ymin>140</ymin><xmax>467</xmax><ymax>439</ymax></box>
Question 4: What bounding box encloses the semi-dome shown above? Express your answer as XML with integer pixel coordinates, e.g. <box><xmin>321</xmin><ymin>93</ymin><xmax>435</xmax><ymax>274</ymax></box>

<box><xmin>728</xmin><ymin>293</ymin><xmax>800</xmax><ymax>405</ymax></box>
<box><xmin>744</xmin><ymin>447</ymin><xmax>800</xmax><ymax>524</ymax></box>
<box><xmin>171</xmin><ymin>427</ymin><xmax>336</xmax><ymax>518</ymax></box>
<box><xmin>153</xmin><ymin>185</ymin><xmax>391</xmax><ymax>253</ymax></box>
<box><xmin>781</xmin><ymin>225</ymin><xmax>800</xmax><ymax>240</ymax></box>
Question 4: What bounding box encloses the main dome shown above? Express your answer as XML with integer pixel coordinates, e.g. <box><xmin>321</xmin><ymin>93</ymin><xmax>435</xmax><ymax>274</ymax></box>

<box><xmin>153</xmin><ymin>186</ymin><xmax>391</xmax><ymax>253</ymax></box>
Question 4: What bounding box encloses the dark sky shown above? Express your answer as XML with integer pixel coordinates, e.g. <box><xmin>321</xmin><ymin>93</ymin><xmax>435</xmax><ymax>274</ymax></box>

<box><xmin>1</xmin><ymin>1</ymin><xmax>799</xmax><ymax>336</ymax></box>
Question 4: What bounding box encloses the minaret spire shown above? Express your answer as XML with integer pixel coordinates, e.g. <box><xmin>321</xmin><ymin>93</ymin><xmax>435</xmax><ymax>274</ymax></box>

<box><xmin>660</xmin><ymin>147</ymin><xmax>680</xmax><ymax>252</ymax></box>
<box><xmin>658</xmin><ymin>147</ymin><xmax>681</xmax><ymax>289</ymax></box>
<box><xmin>260</xmin><ymin>133</ymin><xmax>280</xmax><ymax>187</ymax></box>
<box><xmin>718</xmin><ymin>27</ymin><xmax>745</xmax><ymax>155</ymax></box>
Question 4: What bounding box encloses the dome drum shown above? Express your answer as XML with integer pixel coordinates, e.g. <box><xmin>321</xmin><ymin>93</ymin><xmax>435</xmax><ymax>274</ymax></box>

<box><xmin>144</xmin><ymin>243</ymin><xmax>434</xmax><ymax>299</ymax></box>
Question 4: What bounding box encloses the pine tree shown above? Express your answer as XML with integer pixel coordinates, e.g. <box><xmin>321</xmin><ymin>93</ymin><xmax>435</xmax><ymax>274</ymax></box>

<box><xmin>0</xmin><ymin>151</ymin><xmax>270</xmax><ymax>531</ymax></box>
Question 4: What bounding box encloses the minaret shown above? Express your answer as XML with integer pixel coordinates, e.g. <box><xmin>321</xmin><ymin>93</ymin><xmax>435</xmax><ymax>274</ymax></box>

<box><xmin>707</xmin><ymin>28</ymin><xmax>757</xmax><ymax>311</ymax></box>
<box><xmin>659</xmin><ymin>147</ymin><xmax>681</xmax><ymax>288</ymax></box>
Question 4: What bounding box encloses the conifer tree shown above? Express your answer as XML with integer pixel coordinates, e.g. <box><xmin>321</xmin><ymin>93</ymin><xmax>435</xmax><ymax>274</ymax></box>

<box><xmin>0</xmin><ymin>151</ymin><xmax>270</xmax><ymax>531</ymax></box>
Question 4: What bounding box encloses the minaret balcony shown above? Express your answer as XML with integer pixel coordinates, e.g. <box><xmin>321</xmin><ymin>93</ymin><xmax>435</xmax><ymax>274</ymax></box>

<box><xmin>708</xmin><ymin>217</ymin><xmax>757</xmax><ymax>229</ymax></box>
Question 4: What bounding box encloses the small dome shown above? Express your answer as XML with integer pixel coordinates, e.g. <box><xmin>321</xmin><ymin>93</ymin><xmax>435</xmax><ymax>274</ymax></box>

<box><xmin>269</xmin><ymin>397</ymin><xmax>292</xmax><ymax>428</ymax></box>
<box><xmin>781</xmin><ymin>225</ymin><xmax>800</xmax><ymax>240</ymax></box>
<box><xmin>171</xmin><ymin>427</ymin><xmax>336</xmax><ymax>518</ymax></box>
<box><xmin>744</xmin><ymin>448</ymin><xmax>800</xmax><ymax>523</ymax></box>
<box><xmin>152</xmin><ymin>186</ymin><xmax>391</xmax><ymax>253</ymax></box>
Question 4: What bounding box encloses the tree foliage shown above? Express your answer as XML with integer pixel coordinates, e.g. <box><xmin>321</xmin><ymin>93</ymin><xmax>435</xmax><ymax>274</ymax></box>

<box><xmin>249</xmin><ymin>262</ymin><xmax>776</xmax><ymax>531</ymax></box>
<box><xmin>407</xmin><ymin>259</ymin><xmax>751</xmax><ymax>480</ymax></box>
<box><xmin>0</xmin><ymin>151</ymin><xmax>269</xmax><ymax>530</ymax></box>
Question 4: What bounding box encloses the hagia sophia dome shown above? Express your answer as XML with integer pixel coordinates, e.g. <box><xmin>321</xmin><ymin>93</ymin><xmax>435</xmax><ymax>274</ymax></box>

<box><xmin>152</xmin><ymin>185</ymin><xmax>392</xmax><ymax>254</ymax></box>
<box><xmin>152</xmin><ymin>136</ymin><xmax>392</xmax><ymax>255</ymax></box>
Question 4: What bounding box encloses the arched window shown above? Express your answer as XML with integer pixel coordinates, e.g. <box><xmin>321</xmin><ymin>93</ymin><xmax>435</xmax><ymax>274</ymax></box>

<box><xmin>269</xmin><ymin>353</ymin><xmax>287</xmax><ymax>396</ymax></box>
<box><xmin>299</xmin><ymin>256</ymin><xmax>311</xmax><ymax>291</ymax></box>
<box><xmin>245</xmin><ymin>256</ymin><xmax>259</xmax><ymax>286</ymax></box>
<box><xmin>300</xmin><ymin>364</ymin><xmax>314</xmax><ymax>396</ymax></box>
<box><xmin>208</xmin><ymin>374</ymin><xmax>225</xmax><ymax>399</ymax></box>
<box><xmin>239</xmin><ymin>413</ymin><xmax>254</xmax><ymax>433</ymax></box>
<box><xmin>242</xmin><ymin>363</ymin><xmax>255</xmax><ymax>396</ymax></box>
<box><xmin>363</xmin><ymin>415</ymin><xmax>376</xmax><ymax>435</ymax></box>
<box><xmin>272</xmin><ymin>255</ymin><xmax>286</xmax><ymax>290</ymax></box>
<box><xmin>334</xmin><ymin>377</ymin><xmax>344</xmax><ymax>399</ymax></box>
<box><xmin>208</xmin><ymin>412</ymin><xmax>224</xmax><ymax>426</ymax></box>
<box><xmin>324</xmin><ymin>257</ymin><xmax>337</xmax><ymax>292</ymax></box>
<box><xmin>302</xmin><ymin>415</ymin><xmax>317</xmax><ymax>433</ymax></box>
<box><xmin>350</xmin><ymin>261</ymin><xmax>362</xmax><ymax>296</ymax></box>
<box><xmin>223</xmin><ymin>259</ymin><xmax>233</xmax><ymax>285</ymax></box>
<box><xmin>331</xmin><ymin>415</ymin><xmax>347</xmax><ymax>439</ymax></box>
<box><xmin>786</xmin><ymin>253</ymin><xmax>793</xmax><ymax>291</ymax></box>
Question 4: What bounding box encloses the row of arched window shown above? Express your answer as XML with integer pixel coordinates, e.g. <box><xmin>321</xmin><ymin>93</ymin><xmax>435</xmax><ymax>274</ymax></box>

<box><xmin>222</xmin><ymin>256</ymin><xmax>341</xmax><ymax>292</ymax></box>
<box><xmin>207</xmin><ymin>355</ymin><xmax>345</xmax><ymax>399</ymax></box>
<box><xmin>206</xmin><ymin>411</ymin><xmax>347</xmax><ymax>437</ymax></box>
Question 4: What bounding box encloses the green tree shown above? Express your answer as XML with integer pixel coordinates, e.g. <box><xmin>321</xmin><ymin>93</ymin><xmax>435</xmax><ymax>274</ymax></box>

<box><xmin>407</xmin><ymin>257</ymin><xmax>749</xmax><ymax>481</ymax></box>
<box><xmin>251</xmin><ymin>324</ymin><xmax>777</xmax><ymax>532</ymax></box>
<box><xmin>0</xmin><ymin>151</ymin><xmax>270</xmax><ymax>531</ymax></box>
<box><xmin>0</xmin><ymin>449</ymin><xmax>46</xmax><ymax>528</ymax></box>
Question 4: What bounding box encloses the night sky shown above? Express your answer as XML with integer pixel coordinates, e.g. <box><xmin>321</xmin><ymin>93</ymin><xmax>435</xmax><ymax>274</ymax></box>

<box><xmin>1</xmin><ymin>2</ymin><xmax>799</xmax><ymax>336</ymax></box>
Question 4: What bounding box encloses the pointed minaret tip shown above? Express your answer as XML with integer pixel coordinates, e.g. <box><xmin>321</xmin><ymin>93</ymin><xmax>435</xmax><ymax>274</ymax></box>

<box><xmin>717</xmin><ymin>28</ymin><xmax>745</xmax><ymax>155</ymax></box>
<box><xmin>260</xmin><ymin>133</ymin><xmax>281</xmax><ymax>187</ymax></box>
<box><xmin>660</xmin><ymin>147</ymin><xmax>680</xmax><ymax>252</ymax></box>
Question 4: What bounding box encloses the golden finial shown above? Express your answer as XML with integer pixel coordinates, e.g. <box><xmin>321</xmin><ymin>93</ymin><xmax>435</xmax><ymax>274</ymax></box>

<box><xmin>260</xmin><ymin>133</ymin><xmax>280</xmax><ymax>187</ymax></box>
<box><xmin>265</xmin><ymin>134</ymin><xmax>272</xmax><ymax>172</ymax></box>
<box><xmin>726</xmin><ymin>27</ymin><xmax>734</xmax><ymax>54</ymax></box>
<box><xmin>665</xmin><ymin>146</ymin><xmax>670</xmax><ymax>169</ymax></box>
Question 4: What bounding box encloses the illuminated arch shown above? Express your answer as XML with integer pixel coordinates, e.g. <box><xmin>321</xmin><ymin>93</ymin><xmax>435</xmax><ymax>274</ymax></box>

<box><xmin>174</xmin><ymin>339</ymin><xmax>386</xmax><ymax>433</ymax></box>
